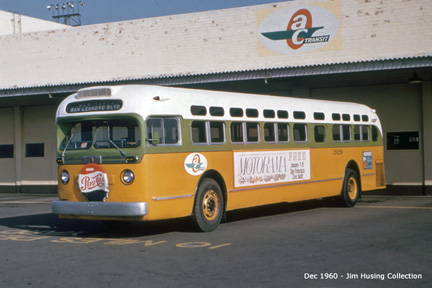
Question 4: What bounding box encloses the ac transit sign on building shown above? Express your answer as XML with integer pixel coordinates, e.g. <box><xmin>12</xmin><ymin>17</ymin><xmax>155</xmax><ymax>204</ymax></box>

<box><xmin>258</xmin><ymin>4</ymin><xmax>340</xmax><ymax>55</ymax></box>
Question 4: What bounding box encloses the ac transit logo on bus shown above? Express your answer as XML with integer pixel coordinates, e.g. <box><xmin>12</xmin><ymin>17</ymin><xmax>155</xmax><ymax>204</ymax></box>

<box><xmin>184</xmin><ymin>153</ymin><xmax>208</xmax><ymax>176</ymax></box>
<box><xmin>258</xmin><ymin>5</ymin><xmax>340</xmax><ymax>54</ymax></box>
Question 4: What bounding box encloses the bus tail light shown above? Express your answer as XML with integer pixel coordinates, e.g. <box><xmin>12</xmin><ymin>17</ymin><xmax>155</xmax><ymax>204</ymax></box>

<box><xmin>121</xmin><ymin>169</ymin><xmax>135</xmax><ymax>185</ymax></box>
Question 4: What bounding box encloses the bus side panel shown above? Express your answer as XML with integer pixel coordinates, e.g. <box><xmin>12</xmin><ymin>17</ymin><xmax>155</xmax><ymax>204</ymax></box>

<box><xmin>225</xmin><ymin>148</ymin><xmax>339</xmax><ymax>210</ymax></box>
<box><xmin>56</xmin><ymin>145</ymin><xmax>384</xmax><ymax>221</ymax></box>
<box><xmin>312</xmin><ymin>145</ymin><xmax>386</xmax><ymax>193</ymax></box>
<box><xmin>225</xmin><ymin>146</ymin><xmax>385</xmax><ymax>211</ymax></box>
<box><xmin>143</xmin><ymin>151</ymin><xmax>234</xmax><ymax>221</ymax></box>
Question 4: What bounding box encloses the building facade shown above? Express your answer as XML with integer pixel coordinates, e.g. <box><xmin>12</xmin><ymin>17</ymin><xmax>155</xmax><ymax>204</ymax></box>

<box><xmin>0</xmin><ymin>0</ymin><xmax>431</xmax><ymax>194</ymax></box>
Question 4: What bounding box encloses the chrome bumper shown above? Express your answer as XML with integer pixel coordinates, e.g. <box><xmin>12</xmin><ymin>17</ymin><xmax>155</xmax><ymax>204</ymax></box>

<box><xmin>52</xmin><ymin>201</ymin><xmax>147</xmax><ymax>217</ymax></box>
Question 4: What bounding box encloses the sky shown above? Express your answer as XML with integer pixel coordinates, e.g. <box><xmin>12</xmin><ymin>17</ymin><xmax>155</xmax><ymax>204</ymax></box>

<box><xmin>0</xmin><ymin>0</ymin><xmax>290</xmax><ymax>25</ymax></box>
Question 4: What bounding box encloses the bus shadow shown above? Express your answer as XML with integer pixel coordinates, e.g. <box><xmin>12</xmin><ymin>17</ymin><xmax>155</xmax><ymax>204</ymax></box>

<box><xmin>0</xmin><ymin>199</ymin><xmax>332</xmax><ymax>238</ymax></box>
<box><xmin>0</xmin><ymin>213</ymin><xmax>194</xmax><ymax>238</ymax></box>
<box><xmin>225</xmin><ymin>199</ymin><xmax>328</xmax><ymax>223</ymax></box>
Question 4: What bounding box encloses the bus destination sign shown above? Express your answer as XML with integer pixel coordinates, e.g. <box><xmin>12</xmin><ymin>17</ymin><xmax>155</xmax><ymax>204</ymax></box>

<box><xmin>66</xmin><ymin>100</ymin><xmax>123</xmax><ymax>113</ymax></box>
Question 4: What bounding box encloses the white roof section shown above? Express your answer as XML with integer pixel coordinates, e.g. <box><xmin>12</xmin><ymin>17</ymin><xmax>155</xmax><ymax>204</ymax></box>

<box><xmin>0</xmin><ymin>10</ymin><xmax>68</xmax><ymax>36</ymax></box>
<box><xmin>56</xmin><ymin>85</ymin><xmax>382</xmax><ymax>128</ymax></box>
<box><xmin>1</xmin><ymin>0</ymin><xmax>432</xmax><ymax>90</ymax></box>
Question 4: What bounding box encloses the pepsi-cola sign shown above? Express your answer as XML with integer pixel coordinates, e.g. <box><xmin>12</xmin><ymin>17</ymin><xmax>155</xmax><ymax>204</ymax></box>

<box><xmin>258</xmin><ymin>5</ymin><xmax>340</xmax><ymax>54</ymax></box>
<box><xmin>78</xmin><ymin>163</ymin><xmax>110</xmax><ymax>201</ymax></box>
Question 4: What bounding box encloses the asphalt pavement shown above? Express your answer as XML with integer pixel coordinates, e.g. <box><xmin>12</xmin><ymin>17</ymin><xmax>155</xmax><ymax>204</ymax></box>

<box><xmin>0</xmin><ymin>193</ymin><xmax>431</xmax><ymax>288</ymax></box>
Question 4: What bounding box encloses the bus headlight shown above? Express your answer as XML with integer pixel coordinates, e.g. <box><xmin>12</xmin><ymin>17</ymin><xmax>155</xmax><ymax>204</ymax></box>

<box><xmin>121</xmin><ymin>169</ymin><xmax>135</xmax><ymax>185</ymax></box>
<box><xmin>61</xmin><ymin>170</ymin><xmax>70</xmax><ymax>185</ymax></box>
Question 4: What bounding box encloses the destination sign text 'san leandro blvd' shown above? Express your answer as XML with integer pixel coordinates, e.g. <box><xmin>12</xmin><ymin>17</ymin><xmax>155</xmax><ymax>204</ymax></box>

<box><xmin>66</xmin><ymin>100</ymin><xmax>123</xmax><ymax>113</ymax></box>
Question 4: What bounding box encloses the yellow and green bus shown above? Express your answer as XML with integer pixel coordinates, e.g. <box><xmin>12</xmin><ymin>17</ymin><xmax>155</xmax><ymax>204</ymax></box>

<box><xmin>52</xmin><ymin>85</ymin><xmax>385</xmax><ymax>232</ymax></box>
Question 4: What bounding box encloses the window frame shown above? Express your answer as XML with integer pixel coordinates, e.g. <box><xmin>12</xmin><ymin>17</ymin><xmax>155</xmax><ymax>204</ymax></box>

<box><xmin>60</xmin><ymin>118</ymin><xmax>142</xmax><ymax>151</ymax></box>
<box><xmin>191</xmin><ymin>120</ymin><xmax>226</xmax><ymax>145</ymax></box>
<box><xmin>372</xmin><ymin>125</ymin><xmax>379</xmax><ymax>142</ymax></box>
<box><xmin>146</xmin><ymin>116</ymin><xmax>182</xmax><ymax>146</ymax></box>
<box><xmin>230</xmin><ymin>121</ymin><xmax>260</xmax><ymax>144</ymax></box>
<box><xmin>230</xmin><ymin>122</ymin><xmax>244</xmax><ymax>144</ymax></box>
<box><xmin>0</xmin><ymin>144</ymin><xmax>14</xmax><ymax>158</ymax></box>
<box><xmin>25</xmin><ymin>143</ymin><xmax>45</xmax><ymax>158</ymax></box>
<box><xmin>246</xmin><ymin>122</ymin><xmax>260</xmax><ymax>143</ymax></box>
<box><xmin>293</xmin><ymin>123</ymin><xmax>308</xmax><ymax>143</ymax></box>
<box><xmin>314</xmin><ymin>125</ymin><xmax>326</xmax><ymax>143</ymax></box>
<box><xmin>332</xmin><ymin>124</ymin><xmax>352</xmax><ymax>143</ymax></box>
<box><xmin>263</xmin><ymin>122</ymin><xmax>290</xmax><ymax>144</ymax></box>
<box><xmin>354</xmin><ymin>125</ymin><xmax>370</xmax><ymax>142</ymax></box>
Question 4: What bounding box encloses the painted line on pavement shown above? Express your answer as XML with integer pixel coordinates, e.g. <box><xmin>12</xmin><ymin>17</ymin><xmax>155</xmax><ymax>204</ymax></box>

<box><xmin>0</xmin><ymin>200</ymin><xmax>52</xmax><ymax>204</ymax></box>
<box><xmin>359</xmin><ymin>205</ymin><xmax>432</xmax><ymax>210</ymax></box>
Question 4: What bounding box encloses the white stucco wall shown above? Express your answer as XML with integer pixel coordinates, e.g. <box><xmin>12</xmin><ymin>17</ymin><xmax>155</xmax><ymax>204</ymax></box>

<box><xmin>1</xmin><ymin>0</ymin><xmax>431</xmax><ymax>90</ymax></box>
<box><xmin>0</xmin><ymin>10</ymin><xmax>68</xmax><ymax>36</ymax></box>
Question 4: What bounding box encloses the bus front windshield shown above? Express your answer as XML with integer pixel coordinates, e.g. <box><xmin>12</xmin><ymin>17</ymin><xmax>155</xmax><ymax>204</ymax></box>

<box><xmin>60</xmin><ymin>119</ymin><xmax>141</xmax><ymax>151</ymax></box>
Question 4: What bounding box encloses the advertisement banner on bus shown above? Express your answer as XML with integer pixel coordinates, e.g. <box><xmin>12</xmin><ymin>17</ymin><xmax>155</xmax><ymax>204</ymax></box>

<box><xmin>234</xmin><ymin>150</ymin><xmax>310</xmax><ymax>187</ymax></box>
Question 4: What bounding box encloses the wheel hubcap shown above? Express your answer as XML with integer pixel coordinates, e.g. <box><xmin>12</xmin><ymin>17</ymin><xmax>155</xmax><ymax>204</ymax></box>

<box><xmin>202</xmin><ymin>190</ymin><xmax>219</xmax><ymax>221</ymax></box>
<box><xmin>348</xmin><ymin>177</ymin><xmax>358</xmax><ymax>200</ymax></box>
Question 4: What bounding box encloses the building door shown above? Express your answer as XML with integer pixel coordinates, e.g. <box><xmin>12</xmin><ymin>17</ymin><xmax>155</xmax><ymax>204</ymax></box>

<box><xmin>312</xmin><ymin>83</ymin><xmax>423</xmax><ymax>194</ymax></box>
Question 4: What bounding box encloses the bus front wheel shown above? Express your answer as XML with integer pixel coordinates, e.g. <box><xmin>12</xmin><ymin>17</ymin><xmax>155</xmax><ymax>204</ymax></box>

<box><xmin>339</xmin><ymin>169</ymin><xmax>360</xmax><ymax>207</ymax></box>
<box><xmin>192</xmin><ymin>178</ymin><xmax>224</xmax><ymax>232</ymax></box>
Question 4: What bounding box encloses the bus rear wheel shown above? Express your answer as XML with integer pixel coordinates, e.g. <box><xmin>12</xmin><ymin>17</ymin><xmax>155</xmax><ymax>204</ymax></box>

<box><xmin>192</xmin><ymin>178</ymin><xmax>224</xmax><ymax>232</ymax></box>
<box><xmin>339</xmin><ymin>169</ymin><xmax>360</xmax><ymax>207</ymax></box>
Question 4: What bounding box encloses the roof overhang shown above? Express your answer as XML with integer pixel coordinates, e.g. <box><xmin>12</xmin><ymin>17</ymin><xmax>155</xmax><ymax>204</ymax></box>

<box><xmin>1</xmin><ymin>56</ymin><xmax>431</xmax><ymax>98</ymax></box>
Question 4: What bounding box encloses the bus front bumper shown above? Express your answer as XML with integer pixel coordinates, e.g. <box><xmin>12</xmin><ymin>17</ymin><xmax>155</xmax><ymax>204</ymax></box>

<box><xmin>52</xmin><ymin>201</ymin><xmax>147</xmax><ymax>217</ymax></box>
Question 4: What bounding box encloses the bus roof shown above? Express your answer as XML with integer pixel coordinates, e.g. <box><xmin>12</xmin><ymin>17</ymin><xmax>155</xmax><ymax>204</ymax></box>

<box><xmin>56</xmin><ymin>85</ymin><xmax>381</xmax><ymax>127</ymax></box>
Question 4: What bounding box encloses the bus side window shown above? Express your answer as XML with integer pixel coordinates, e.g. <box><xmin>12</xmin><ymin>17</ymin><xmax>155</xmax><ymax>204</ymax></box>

<box><xmin>362</xmin><ymin>125</ymin><xmax>370</xmax><ymax>141</ymax></box>
<box><xmin>191</xmin><ymin>105</ymin><xmax>206</xmax><ymax>116</ymax></box>
<box><xmin>231</xmin><ymin>122</ymin><xmax>244</xmax><ymax>143</ymax></box>
<box><xmin>333</xmin><ymin>124</ymin><xmax>351</xmax><ymax>142</ymax></box>
<box><xmin>333</xmin><ymin>125</ymin><xmax>341</xmax><ymax>141</ymax></box>
<box><xmin>210</xmin><ymin>121</ymin><xmax>225</xmax><ymax>144</ymax></box>
<box><xmin>264</xmin><ymin>123</ymin><xmax>276</xmax><ymax>142</ymax></box>
<box><xmin>355</xmin><ymin>125</ymin><xmax>369</xmax><ymax>142</ymax></box>
<box><xmin>342</xmin><ymin>125</ymin><xmax>351</xmax><ymax>142</ymax></box>
<box><xmin>164</xmin><ymin>118</ymin><xmax>179</xmax><ymax>144</ymax></box>
<box><xmin>191</xmin><ymin>121</ymin><xmax>207</xmax><ymax>144</ymax></box>
<box><xmin>293</xmin><ymin>123</ymin><xmax>307</xmax><ymax>142</ymax></box>
<box><xmin>278</xmin><ymin>123</ymin><xmax>289</xmax><ymax>143</ymax></box>
<box><xmin>354</xmin><ymin>125</ymin><xmax>361</xmax><ymax>141</ymax></box>
<box><xmin>246</xmin><ymin>122</ymin><xmax>259</xmax><ymax>143</ymax></box>
<box><xmin>147</xmin><ymin>118</ymin><xmax>163</xmax><ymax>144</ymax></box>
<box><xmin>147</xmin><ymin>117</ymin><xmax>180</xmax><ymax>145</ymax></box>
<box><xmin>314</xmin><ymin>125</ymin><xmax>326</xmax><ymax>143</ymax></box>
<box><xmin>372</xmin><ymin>126</ymin><xmax>379</xmax><ymax>141</ymax></box>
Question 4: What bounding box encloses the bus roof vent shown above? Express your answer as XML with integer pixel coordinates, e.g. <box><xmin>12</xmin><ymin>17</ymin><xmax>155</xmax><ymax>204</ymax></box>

<box><xmin>77</xmin><ymin>88</ymin><xmax>112</xmax><ymax>99</ymax></box>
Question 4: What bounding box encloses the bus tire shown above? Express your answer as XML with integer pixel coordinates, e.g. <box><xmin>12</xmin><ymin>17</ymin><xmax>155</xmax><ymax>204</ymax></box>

<box><xmin>192</xmin><ymin>178</ymin><xmax>224</xmax><ymax>232</ymax></box>
<box><xmin>339</xmin><ymin>169</ymin><xmax>360</xmax><ymax>207</ymax></box>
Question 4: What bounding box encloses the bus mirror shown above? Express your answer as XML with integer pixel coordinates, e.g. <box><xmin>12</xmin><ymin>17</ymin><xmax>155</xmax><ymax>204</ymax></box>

<box><xmin>147</xmin><ymin>132</ymin><xmax>160</xmax><ymax>145</ymax></box>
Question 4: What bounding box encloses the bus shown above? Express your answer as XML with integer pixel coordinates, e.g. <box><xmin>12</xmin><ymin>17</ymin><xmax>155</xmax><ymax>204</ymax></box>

<box><xmin>52</xmin><ymin>85</ymin><xmax>385</xmax><ymax>232</ymax></box>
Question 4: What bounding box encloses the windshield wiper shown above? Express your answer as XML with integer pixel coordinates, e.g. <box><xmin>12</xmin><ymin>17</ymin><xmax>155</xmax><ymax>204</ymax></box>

<box><xmin>62</xmin><ymin>128</ymin><xmax>76</xmax><ymax>161</ymax></box>
<box><xmin>92</xmin><ymin>125</ymin><xmax>100</xmax><ymax>147</ymax></box>
<box><xmin>110</xmin><ymin>140</ymin><xmax>126</xmax><ymax>156</ymax></box>
<box><xmin>93</xmin><ymin>123</ymin><xmax>126</xmax><ymax>157</ymax></box>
